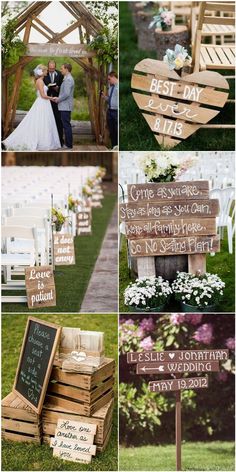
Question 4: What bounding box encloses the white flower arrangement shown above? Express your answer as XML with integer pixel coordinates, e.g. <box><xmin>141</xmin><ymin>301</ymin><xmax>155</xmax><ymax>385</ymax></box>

<box><xmin>138</xmin><ymin>153</ymin><xmax>196</xmax><ymax>183</ymax></box>
<box><xmin>172</xmin><ymin>272</ymin><xmax>225</xmax><ymax>307</ymax></box>
<box><xmin>149</xmin><ymin>8</ymin><xmax>175</xmax><ymax>31</ymax></box>
<box><xmin>163</xmin><ymin>44</ymin><xmax>192</xmax><ymax>71</ymax></box>
<box><xmin>124</xmin><ymin>276</ymin><xmax>172</xmax><ymax>310</ymax></box>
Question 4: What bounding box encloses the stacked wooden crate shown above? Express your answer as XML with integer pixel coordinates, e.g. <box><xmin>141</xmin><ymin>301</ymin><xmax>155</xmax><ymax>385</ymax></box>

<box><xmin>2</xmin><ymin>392</ymin><xmax>42</xmax><ymax>444</ymax></box>
<box><xmin>42</xmin><ymin>358</ymin><xmax>115</xmax><ymax>452</ymax></box>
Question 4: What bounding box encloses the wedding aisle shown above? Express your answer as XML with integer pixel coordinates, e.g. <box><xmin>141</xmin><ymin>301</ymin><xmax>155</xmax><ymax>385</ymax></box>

<box><xmin>80</xmin><ymin>204</ymin><xmax>118</xmax><ymax>313</ymax></box>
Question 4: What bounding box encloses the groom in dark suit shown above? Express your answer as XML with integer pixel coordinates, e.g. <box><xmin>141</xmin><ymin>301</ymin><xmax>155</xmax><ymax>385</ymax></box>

<box><xmin>44</xmin><ymin>60</ymin><xmax>64</xmax><ymax>146</ymax></box>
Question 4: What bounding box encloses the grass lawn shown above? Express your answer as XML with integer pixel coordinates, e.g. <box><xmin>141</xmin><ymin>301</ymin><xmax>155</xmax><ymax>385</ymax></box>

<box><xmin>119</xmin><ymin>2</ymin><xmax>235</xmax><ymax>151</ymax></box>
<box><xmin>119</xmin><ymin>234</ymin><xmax>235</xmax><ymax>312</ymax></box>
<box><xmin>2</xmin><ymin>193</ymin><xmax>116</xmax><ymax>313</ymax></box>
<box><xmin>119</xmin><ymin>441</ymin><xmax>235</xmax><ymax>471</ymax></box>
<box><xmin>2</xmin><ymin>313</ymin><xmax>118</xmax><ymax>471</ymax></box>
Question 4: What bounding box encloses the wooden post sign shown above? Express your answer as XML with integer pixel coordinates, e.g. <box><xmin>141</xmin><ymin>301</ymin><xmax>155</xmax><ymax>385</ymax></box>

<box><xmin>25</xmin><ymin>266</ymin><xmax>56</xmax><ymax>309</ymax></box>
<box><xmin>131</xmin><ymin>59</ymin><xmax>229</xmax><ymax>148</ymax></box>
<box><xmin>51</xmin><ymin>418</ymin><xmax>97</xmax><ymax>464</ymax></box>
<box><xmin>53</xmin><ymin>233</ymin><xmax>75</xmax><ymax>265</ymax></box>
<box><xmin>76</xmin><ymin>208</ymin><xmax>92</xmax><ymax>235</ymax></box>
<box><xmin>120</xmin><ymin>180</ymin><xmax>220</xmax><ymax>276</ymax></box>
<box><xmin>13</xmin><ymin>317</ymin><xmax>61</xmax><ymax>414</ymax></box>
<box><xmin>127</xmin><ymin>348</ymin><xmax>229</xmax><ymax>471</ymax></box>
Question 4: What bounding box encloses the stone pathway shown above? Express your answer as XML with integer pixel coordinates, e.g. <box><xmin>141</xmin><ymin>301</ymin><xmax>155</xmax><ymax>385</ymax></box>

<box><xmin>80</xmin><ymin>204</ymin><xmax>118</xmax><ymax>313</ymax></box>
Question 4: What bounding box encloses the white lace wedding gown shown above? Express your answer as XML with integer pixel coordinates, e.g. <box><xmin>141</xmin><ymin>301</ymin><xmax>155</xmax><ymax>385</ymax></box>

<box><xmin>3</xmin><ymin>85</ymin><xmax>61</xmax><ymax>151</ymax></box>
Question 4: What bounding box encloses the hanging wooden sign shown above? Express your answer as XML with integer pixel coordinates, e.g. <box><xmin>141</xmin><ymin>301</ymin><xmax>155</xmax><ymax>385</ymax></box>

<box><xmin>27</xmin><ymin>43</ymin><xmax>96</xmax><ymax>58</ymax></box>
<box><xmin>120</xmin><ymin>199</ymin><xmax>220</xmax><ymax>221</ymax></box>
<box><xmin>127</xmin><ymin>181</ymin><xmax>210</xmax><ymax>202</ymax></box>
<box><xmin>76</xmin><ymin>209</ymin><xmax>92</xmax><ymax>235</ymax></box>
<box><xmin>131</xmin><ymin>59</ymin><xmax>229</xmax><ymax>148</ymax></box>
<box><xmin>25</xmin><ymin>265</ymin><xmax>56</xmax><ymax>309</ymax></box>
<box><xmin>53</xmin><ymin>233</ymin><xmax>75</xmax><ymax>265</ymax></box>
<box><xmin>149</xmin><ymin>376</ymin><xmax>209</xmax><ymax>392</ymax></box>
<box><xmin>136</xmin><ymin>361</ymin><xmax>220</xmax><ymax>374</ymax></box>
<box><xmin>127</xmin><ymin>349</ymin><xmax>229</xmax><ymax>364</ymax></box>
<box><xmin>13</xmin><ymin>317</ymin><xmax>61</xmax><ymax>414</ymax></box>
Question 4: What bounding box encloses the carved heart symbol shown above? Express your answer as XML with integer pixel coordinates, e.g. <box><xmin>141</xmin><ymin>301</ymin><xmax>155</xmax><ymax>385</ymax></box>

<box><xmin>131</xmin><ymin>59</ymin><xmax>229</xmax><ymax>148</ymax></box>
<box><xmin>169</xmin><ymin>353</ymin><xmax>175</xmax><ymax>359</ymax></box>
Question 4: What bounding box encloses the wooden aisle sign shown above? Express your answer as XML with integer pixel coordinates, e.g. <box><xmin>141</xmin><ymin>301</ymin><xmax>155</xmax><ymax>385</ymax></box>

<box><xmin>50</xmin><ymin>418</ymin><xmax>97</xmax><ymax>463</ymax></box>
<box><xmin>53</xmin><ymin>233</ymin><xmax>75</xmax><ymax>265</ymax></box>
<box><xmin>127</xmin><ymin>348</ymin><xmax>229</xmax><ymax>471</ymax></box>
<box><xmin>131</xmin><ymin>59</ymin><xmax>229</xmax><ymax>148</ymax></box>
<box><xmin>27</xmin><ymin>43</ymin><xmax>96</xmax><ymax>58</ymax></box>
<box><xmin>13</xmin><ymin>317</ymin><xmax>61</xmax><ymax>414</ymax></box>
<box><xmin>119</xmin><ymin>181</ymin><xmax>220</xmax><ymax>258</ymax></box>
<box><xmin>76</xmin><ymin>208</ymin><xmax>92</xmax><ymax>235</ymax></box>
<box><xmin>25</xmin><ymin>265</ymin><xmax>56</xmax><ymax>309</ymax></box>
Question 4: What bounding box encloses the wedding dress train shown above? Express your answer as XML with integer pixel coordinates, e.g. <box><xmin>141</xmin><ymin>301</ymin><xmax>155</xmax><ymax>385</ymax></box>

<box><xmin>3</xmin><ymin>85</ymin><xmax>61</xmax><ymax>151</ymax></box>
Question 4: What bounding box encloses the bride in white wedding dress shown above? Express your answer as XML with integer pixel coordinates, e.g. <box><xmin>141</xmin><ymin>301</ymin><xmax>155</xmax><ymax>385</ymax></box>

<box><xmin>3</xmin><ymin>64</ymin><xmax>61</xmax><ymax>151</ymax></box>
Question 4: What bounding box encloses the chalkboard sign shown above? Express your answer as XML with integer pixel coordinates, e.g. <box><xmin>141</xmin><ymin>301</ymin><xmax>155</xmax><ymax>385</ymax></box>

<box><xmin>13</xmin><ymin>317</ymin><xmax>61</xmax><ymax>414</ymax></box>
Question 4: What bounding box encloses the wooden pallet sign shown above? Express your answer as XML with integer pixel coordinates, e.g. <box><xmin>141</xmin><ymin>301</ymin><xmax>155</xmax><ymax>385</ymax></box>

<box><xmin>13</xmin><ymin>317</ymin><xmax>61</xmax><ymax>414</ymax></box>
<box><xmin>131</xmin><ymin>59</ymin><xmax>229</xmax><ymax>148</ymax></box>
<box><xmin>25</xmin><ymin>265</ymin><xmax>56</xmax><ymax>309</ymax></box>
<box><xmin>77</xmin><ymin>208</ymin><xmax>92</xmax><ymax>235</ymax></box>
<box><xmin>53</xmin><ymin>233</ymin><xmax>75</xmax><ymax>265</ymax></box>
<box><xmin>127</xmin><ymin>348</ymin><xmax>229</xmax><ymax>471</ymax></box>
<box><xmin>120</xmin><ymin>181</ymin><xmax>220</xmax><ymax>262</ymax></box>
<box><xmin>50</xmin><ymin>418</ymin><xmax>97</xmax><ymax>463</ymax></box>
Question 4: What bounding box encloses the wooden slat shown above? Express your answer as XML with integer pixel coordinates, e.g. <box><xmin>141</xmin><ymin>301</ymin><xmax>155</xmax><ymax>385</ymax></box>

<box><xmin>2</xmin><ymin>418</ymin><xmax>40</xmax><ymax>434</ymax></box>
<box><xmin>132</xmin><ymin>92</ymin><xmax>219</xmax><ymax>124</ymax></box>
<box><xmin>143</xmin><ymin>113</ymin><xmax>201</xmax><ymax>139</ymax></box>
<box><xmin>125</xmin><ymin>218</ymin><xmax>216</xmax><ymax>239</ymax></box>
<box><xmin>120</xmin><ymin>199</ymin><xmax>220</xmax><ymax>221</ymax></box>
<box><xmin>127</xmin><ymin>181</ymin><xmax>210</xmax><ymax>202</ymax></box>
<box><xmin>129</xmin><ymin>235</ymin><xmax>220</xmax><ymax>257</ymax></box>
<box><xmin>2</xmin><ymin>431</ymin><xmax>41</xmax><ymax>443</ymax></box>
<box><xmin>205</xmin><ymin>2</ymin><xmax>235</xmax><ymax>12</ymax></box>
<box><xmin>132</xmin><ymin>74</ymin><xmax>229</xmax><ymax>107</ymax></box>
<box><xmin>203</xmin><ymin>16</ymin><xmax>235</xmax><ymax>25</ymax></box>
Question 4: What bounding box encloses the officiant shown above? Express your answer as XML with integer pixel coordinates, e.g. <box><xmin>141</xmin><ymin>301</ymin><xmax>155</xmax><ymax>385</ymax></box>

<box><xmin>44</xmin><ymin>60</ymin><xmax>64</xmax><ymax>146</ymax></box>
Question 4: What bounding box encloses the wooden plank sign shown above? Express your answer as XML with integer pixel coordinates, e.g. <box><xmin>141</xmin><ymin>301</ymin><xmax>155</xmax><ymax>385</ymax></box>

<box><xmin>127</xmin><ymin>349</ymin><xmax>229</xmax><ymax>364</ymax></box>
<box><xmin>76</xmin><ymin>209</ymin><xmax>92</xmax><ymax>235</ymax></box>
<box><xmin>136</xmin><ymin>361</ymin><xmax>220</xmax><ymax>374</ymax></box>
<box><xmin>27</xmin><ymin>43</ymin><xmax>96</xmax><ymax>58</ymax></box>
<box><xmin>13</xmin><ymin>317</ymin><xmax>61</xmax><ymax>414</ymax></box>
<box><xmin>125</xmin><ymin>218</ymin><xmax>216</xmax><ymax>239</ymax></box>
<box><xmin>131</xmin><ymin>58</ymin><xmax>229</xmax><ymax>148</ymax></box>
<box><xmin>53</xmin><ymin>233</ymin><xmax>75</xmax><ymax>265</ymax></box>
<box><xmin>25</xmin><ymin>266</ymin><xmax>56</xmax><ymax>309</ymax></box>
<box><xmin>127</xmin><ymin>181</ymin><xmax>210</xmax><ymax>202</ymax></box>
<box><xmin>149</xmin><ymin>376</ymin><xmax>209</xmax><ymax>392</ymax></box>
<box><xmin>50</xmin><ymin>418</ymin><xmax>97</xmax><ymax>464</ymax></box>
<box><xmin>129</xmin><ymin>235</ymin><xmax>220</xmax><ymax>257</ymax></box>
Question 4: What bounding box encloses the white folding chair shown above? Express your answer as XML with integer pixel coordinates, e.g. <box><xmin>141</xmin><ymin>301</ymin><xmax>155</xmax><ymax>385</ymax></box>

<box><xmin>210</xmin><ymin>187</ymin><xmax>235</xmax><ymax>254</ymax></box>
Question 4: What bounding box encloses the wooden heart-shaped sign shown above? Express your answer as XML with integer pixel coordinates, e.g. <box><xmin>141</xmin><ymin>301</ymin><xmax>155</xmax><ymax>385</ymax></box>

<box><xmin>131</xmin><ymin>59</ymin><xmax>229</xmax><ymax>148</ymax></box>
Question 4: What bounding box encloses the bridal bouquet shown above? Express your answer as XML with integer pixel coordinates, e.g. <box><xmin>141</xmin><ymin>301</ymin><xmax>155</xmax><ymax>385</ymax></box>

<box><xmin>124</xmin><ymin>276</ymin><xmax>172</xmax><ymax>311</ymax></box>
<box><xmin>172</xmin><ymin>272</ymin><xmax>225</xmax><ymax>309</ymax></box>
<box><xmin>163</xmin><ymin>44</ymin><xmax>192</xmax><ymax>71</ymax></box>
<box><xmin>149</xmin><ymin>8</ymin><xmax>175</xmax><ymax>31</ymax></box>
<box><xmin>138</xmin><ymin>153</ymin><xmax>196</xmax><ymax>182</ymax></box>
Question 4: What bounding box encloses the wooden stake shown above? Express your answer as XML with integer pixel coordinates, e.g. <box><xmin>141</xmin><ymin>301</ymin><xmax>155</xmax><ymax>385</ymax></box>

<box><xmin>188</xmin><ymin>254</ymin><xmax>206</xmax><ymax>274</ymax></box>
<box><xmin>175</xmin><ymin>389</ymin><xmax>182</xmax><ymax>471</ymax></box>
<box><xmin>137</xmin><ymin>257</ymin><xmax>155</xmax><ymax>277</ymax></box>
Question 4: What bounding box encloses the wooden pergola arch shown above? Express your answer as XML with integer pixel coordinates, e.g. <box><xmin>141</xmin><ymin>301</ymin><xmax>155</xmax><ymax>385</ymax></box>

<box><xmin>3</xmin><ymin>1</ymin><xmax>109</xmax><ymax>144</ymax></box>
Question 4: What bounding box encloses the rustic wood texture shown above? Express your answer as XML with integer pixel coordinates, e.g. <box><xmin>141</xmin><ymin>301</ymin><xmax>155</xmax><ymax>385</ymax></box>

<box><xmin>188</xmin><ymin>253</ymin><xmax>206</xmax><ymax>274</ymax></box>
<box><xmin>47</xmin><ymin>376</ymin><xmax>114</xmax><ymax>404</ymax></box>
<box><xmin>131</xmin><ymin>58</ymin><xmax>229</xmax><ymax>147</ymax></box>
<box><xmin>45</xmin><ymin>388</ymin><xmax>114</xmax><ymax>416</ymax></box>
<box><xmin>77</xmin><ymin>209</ymin><xmax>92</xmax><ymax>235</ymax></box>
<box><xmin>155</xmin><ymin>254</ymin><xmax>188</xmax><ymax>281</ymax></box>
<box><xmin>149</xmin><ymin>376</ymin><xmax>209</xmax><ymax>392</ymax></box>
<box><xmin>125</xmin><ymin>218</ymin><xmax>216</xmax><ymax>239</ymax></box>
<box><xmin>127</xmin><ymin>181</ymin><xmax>210</xmax><ymax>202</ymax></box>
<box><xmin>137</xmin><ymin>256</ymin><xmax>156</xmax><ymax>278</ymax></box>
<box><xmin>26</xmin><ymin>43</ymin><xmax>96</xmax><ymax>57</ymax></box>
<box><xmin>127</xmin><ymin>349</ymin><xmax>229</xmax><ymax>364</ymax></box>
<box><xmin>53</xmin><ymin>233</ymin><xmax>75</xmax><ymax>266</ymax></box>
<box><xmin>25</xmin><ymin>266</ymin><xmax>56</xmax><ymax>309</ymax></box>
<box><xmin>129</xmin><ymin>235</ymin><xmax>220</xmax><ymax>257</ymax></box>
<box><xmin>51</xmin><ymin>358</ymin><xmax>115</xmax><ymax>390</ymax></box>
<box><xmin>120</xmin><ymin>199</ymin><xmax>220</xmax><ymax>221</ymax></box>
<box><xmin>136</xmin><ymin>361</ymin><xmax>220</xmax><ymax>374</ymax></box>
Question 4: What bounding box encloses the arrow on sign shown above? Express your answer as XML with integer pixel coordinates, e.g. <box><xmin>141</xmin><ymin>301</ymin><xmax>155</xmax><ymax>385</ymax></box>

<box><xmin>141</xmin><ymin>365</ymin><xmax>165</xmax><ymax>372</ymax></box>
